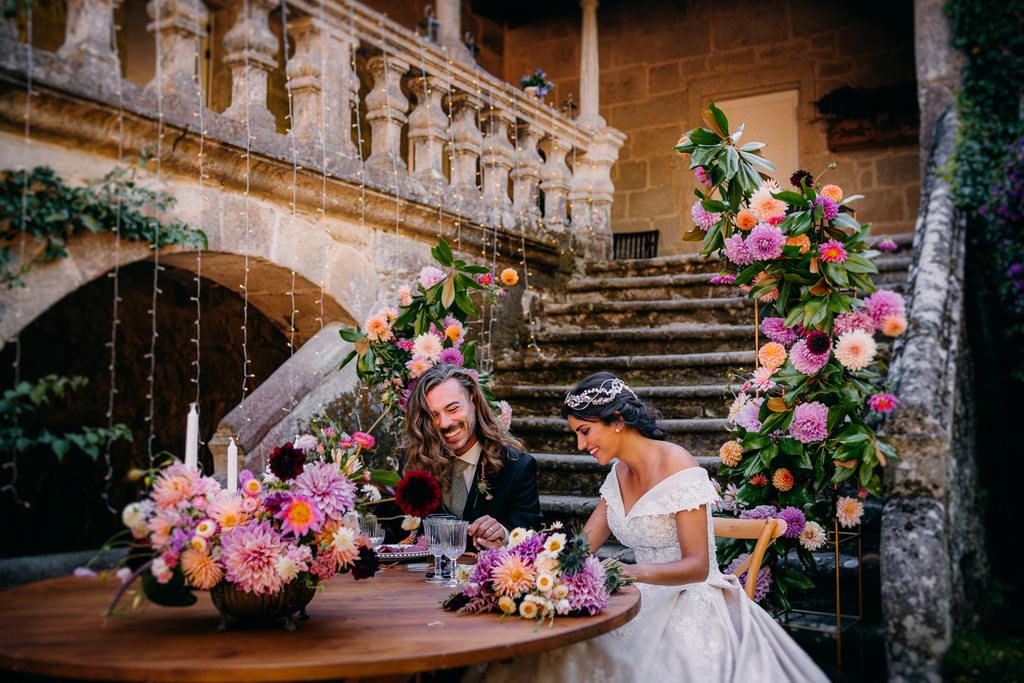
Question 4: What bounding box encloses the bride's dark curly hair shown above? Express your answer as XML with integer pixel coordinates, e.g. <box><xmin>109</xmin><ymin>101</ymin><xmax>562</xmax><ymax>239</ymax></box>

<box><xmin>561</xmin><ymin>371</ymin><xmax>666</xmax><ymax>439</ymax></box>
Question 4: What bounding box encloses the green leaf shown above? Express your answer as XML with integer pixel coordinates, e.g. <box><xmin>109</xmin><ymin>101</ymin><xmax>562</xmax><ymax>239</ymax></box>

<box><xmin>702</xmin><ymin>199</ymin><xmax>728</xmax><ymax>212</ymax></box>
<box><xmin>709</xmin><ymin>102</ymin><xmax>730</xmax><ymax>137</ymax></box>
<box><xmin>433</xmin><ymin>237</ymin><xmax>454</xmax><ymax>267</ymax></box>
<box><xmin>454</xmin><ymin>288</ymin><xmax>477</xmax><ymax>317</ymax></box>
<box><xmin>441</xmin><ymin>274</ymin><xmax>456</xmax><ymax>309</ymax></box>
<box><xmin>339</xmin><ymin>349</ymin><xmax>357</xmax><ymax>370</ymax></box>
<box><xmin>369</xmin><ymin>469</ymin><xmax>400</xmax><ymax>487</ymax></box>
<box><xmin>771</xmin><ymin>190</ymin><xmax>808</xmax><ymax>205</ymax></box>
<box><xmin>687</xmin><ymin>128</ymin><xmax>722</xmax><ymax>146</ymax></box>
<box><xmin>844</xmin><ymin>253</ymin><xmax>879</xmax><ymax>274</ymax></box>
<box><xmin>338</xmin><ymin>327</ymin><xmax>366</xmax><ymax>343</ymax></box>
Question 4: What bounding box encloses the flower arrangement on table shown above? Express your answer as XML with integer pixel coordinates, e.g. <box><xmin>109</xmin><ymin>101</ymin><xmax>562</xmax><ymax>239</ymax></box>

<box><xmin>519</xmin><ymin>68</ymin><xmax>554</xmax><ymax>99</ymax></box>
<box><xmin>111</xmin><ymin>425</ymin><xmax>395</xmax><ymax>624</ymax></box>
<box><xmin>339</xmin><ymin>236</ymin><xmax>517</xmax><ymax>435</ymax></box>
<box><xmin>675</xmin><ymin>103</ymin><xmax>902</xmax><ymax>610</ymax></box>
<box><xmin>441</xmin><ymin>525</ymin><xmax>633</xmax><ymax>625</ymax></box>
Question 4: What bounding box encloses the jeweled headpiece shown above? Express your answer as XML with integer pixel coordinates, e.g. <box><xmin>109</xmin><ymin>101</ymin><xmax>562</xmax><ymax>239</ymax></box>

<box><xmin>563</xmin><ymin>378</ymin><xmax>637</xmax><ymax>410</ymax></box>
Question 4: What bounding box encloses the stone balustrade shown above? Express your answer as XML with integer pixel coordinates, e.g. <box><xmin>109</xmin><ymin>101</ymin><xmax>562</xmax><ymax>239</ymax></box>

<box><xmin>2</xmin><ymin>0</ymin><xmax>625</xmax><ymax>253</ymax></box>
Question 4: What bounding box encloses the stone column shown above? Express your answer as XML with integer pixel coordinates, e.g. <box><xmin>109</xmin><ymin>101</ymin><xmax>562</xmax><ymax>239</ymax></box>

<box><xmin>407</xmin><ymin>75</ymin><xmax>450</xmax><ymax>193</ymax></box>
<box><xmin>539</xmin><ymin>136</ymin><xmax>572</xmax><ymax>231</ymax></box>
<box><xmin>286</xmin><ymin>16</ymin><xmax>358</xmax><ymax>159</ymax></box>
<box><xmin>146</xmin><ymin>0</ymin><xmax>208</xmax><ymax>98</ymax></box>
<box><xmin>364</xmin><ymin>54</ymin><xmax>410</xmax><ymax>187</ymax></box>
<box><xmin>449</xmin><ymin>91</ymin><xmax>483</xmax><ymax>219</ymax></box>
<box><xmin>481</xmin><ymin>108</ymin><xmax>515</xmax><ymax>227</ymax></box>
<box><xmin>222</xmin><ymin>0</ymin><xmax>278</xmax><ymax>133</ymax></box>
<box><xmin>435</xmin><ymin>0</ymin><xmax>471</xmax><ymax>63</ymax></box>
<box><xmin>575</xmin><ymin>126</ymin><xmax>625</xmax><ymax>259</ymax></box>
<box><xmin>59</xmin><ymin>0</ymin><xmax>124</xmax><ymax>74</ymax></box>
<box><xmin>576</xmin><ymin>0</ymin><xmax>605</xmax><ymax>131</ymax></box>
<box><xmin>511</xmin><ymin>122</ymin><xmax>543</xmax><ymax>230</ymax></box>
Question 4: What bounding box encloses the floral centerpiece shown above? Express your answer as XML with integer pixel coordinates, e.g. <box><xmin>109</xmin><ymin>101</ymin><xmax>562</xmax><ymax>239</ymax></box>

<box><xmin>519</xmin><ymin>68</ymin><xmax>553</xmax><ymax>99</ymax></box>
<box><xmin>675</xmin><ymin>103</ymin><xmax>902</xmax><ymax>610</ymax></box>
<box><xmin>339</xmin><ymin>237</ymin><xmax>517</xmax><ymax>434</ymax></box>
<box><xmin>442</xmin><ymin>526</ymin><xmax>633</xmax><ymax>624</ymax></box>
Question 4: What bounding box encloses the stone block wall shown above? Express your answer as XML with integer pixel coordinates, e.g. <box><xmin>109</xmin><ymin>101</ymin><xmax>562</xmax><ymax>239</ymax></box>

<box><xmin>502</xmin><ymin>0</ymin><xmax>921</xmax><ymax>254</ymax></box>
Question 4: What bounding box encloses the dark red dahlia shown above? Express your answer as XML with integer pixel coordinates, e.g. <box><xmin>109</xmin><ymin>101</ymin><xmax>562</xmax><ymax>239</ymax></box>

<box><xmin>262</xmin><ymin>491</ymin><xmax>290</xmax><ymax>516</ymax></box>
<box><xmin>394</xmin><ymin>469</ymin><xmax>442</xmax><ymax>518</ymax></box>
<box><xmin>790</xmin><ymin>169</ymin><xmax>813</xmax><ymax>189</ymax></box>
<box><xmin>806</xmin><ymin>330</ymin><xmax>831</xmax><ymax>355</ymax></box>
<box><xmin>351</xmin><ymin>545</ymin><xmax>379</xmax><ymax>580</ymax></box>
<box><xmin>268</xmin><ymin>441</ymin><xmax>306</xmax><ymax>480</ymax></box>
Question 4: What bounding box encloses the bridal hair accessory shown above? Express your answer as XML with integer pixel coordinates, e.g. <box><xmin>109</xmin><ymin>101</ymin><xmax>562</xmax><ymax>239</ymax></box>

<box><xmin>564</xmin><ymin>378</ymin><xmax>638</xmax><ymax>410</ymax></box>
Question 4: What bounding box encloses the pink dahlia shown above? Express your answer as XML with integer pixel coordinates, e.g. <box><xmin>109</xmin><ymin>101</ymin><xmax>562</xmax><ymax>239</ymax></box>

<box><xmin>694</xmin><ymin>166</ymin><xmax>712</xmax><ymax>187</ymax></box>
<box><xmin>814</xmin><ymin>196</ymin><xmax>839</xmax><ymax>221</ymax></box>
<box><xmin>868</xmin><ymin>393</ymin><xmax>900</xmax><ymax>413</ymax></box>
<box><xmin>710</xmin><ymin>273</ymin><xmax>737</xmax><ymax>285</ymax></box>
<box><xmin>790</xmin><ymin>338</ymin><xmax>830</xmax><ymax>375</ymax></box>
<box><xmin>691</xmin><ymin>200</ymin><xmax>721</xmax><ymax>231</ymax></box>
<box><xmin>220</xmin><ymin>520</ymin><xmax>289</xmax><ymax>595</ymax></box>
<box><xmin>293</xmin><ymin>461</ymin><xmax>356</xmax><ymax>521</ymax></box>
<box><xmin>761</xmin><ymin>317</ymin><xmax>799</xmax><ymax>346</ymax></box>
<box><xmin>439</xmin><ymin>347</ymin><xmax>464</xmax><ymax>366</ymax></box>
<box><xmin>835</xmin><ymin>329</ymin><xmax>877</xmax><ymax>371</ymax></box>
<box><xmin>419</xmin><ymin>266</ymin><xmax>446</xmax><ymax>290</ymax></box>
<box><xmin>563</xmin><ymin>556</ymin><xmax>610</xmax><ymax>616</ymax></box>
<box><xmin>747</xmin><ymin>223</ymin><xmax>786</xmax><ymax>261</ymax></box>
<box><xmin>733</xmin><ymin>396</ymin><xmax>763</xmax><ymax>433</ymax></box>
<box><xmin>750</xmin><ymin>181</ymin><xmax>787</xmax><ymax>223</ymax></box>
<box><xmin>877</xmin><ymin>238</ymin><xmax>899</xmax><ymax>252</ymax></box>
<box><xmin>863</xmin><ymin>289</ymin><xmax>905</xmax><ymax>327</ymax></box>
<box><xmin>275</xmin><ymin>494</ymin><xmax>324</xmax><ymax>537</ymax></box>
<box><xmin>151</xmin><ymin>462</ymin><xmax>201</xmax><ymax>509</ymax></box>
<box><xmin>352</xmin><ymin>431</ymin><xmax>376</xmax><ymax>450</ymax></box>
<box><xmin>790</xmin><ymin>401</ymin><xmax>828</xmax><ymax>443</ymax></box>
<box><xmin>818</xmin><ymin>240</ymin><xmax>848</xmax><ymax>263</ymax></box>
<box><xmin>724</xmin><ymin>234</ymin><xmax>754</xmax><ymax>266</ymax></box>
<box><xmin>834</xmin><ymin>309</ymin><xmax>876</xmax><ymax>336</ymax></box>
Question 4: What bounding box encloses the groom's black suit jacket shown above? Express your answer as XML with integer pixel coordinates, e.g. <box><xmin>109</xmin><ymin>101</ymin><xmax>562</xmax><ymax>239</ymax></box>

<box><xmin>454</xmin><ymin>444</ymin><xmax>543</xmax><ymax>532</ymax></box>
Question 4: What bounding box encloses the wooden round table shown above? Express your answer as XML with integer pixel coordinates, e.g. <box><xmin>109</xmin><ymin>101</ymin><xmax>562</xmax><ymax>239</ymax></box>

<box><xmin>0</xmin><ymin>567</ymin><xmax>640</xmax><ymax>682</ymax></box>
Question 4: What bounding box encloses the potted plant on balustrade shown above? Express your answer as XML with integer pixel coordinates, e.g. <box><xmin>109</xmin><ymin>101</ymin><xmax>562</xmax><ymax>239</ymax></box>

<box><xmin>520</xmin><ymin>68</ymin><xmax>554</xmax><ymax>101</ymax></box>
<box><xmin>675</xmin><ymin>103</ymin><xmax>903</xmax><ymax>611</ymax></box>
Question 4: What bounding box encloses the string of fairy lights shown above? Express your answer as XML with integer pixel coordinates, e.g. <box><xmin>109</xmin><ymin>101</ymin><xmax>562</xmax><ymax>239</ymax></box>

<box><xmin>279</xmin><ymin>0</ymin><xmax>300</xmax><ymax>417</ymax></box>
<box><xmin>239</xmin><ymin>0</ymin><xmax>255</xmax><ymax>431</ymax></box>
<box><xmin>190</xmin><ymin>0</ymin><xmax>207</xmax><ymax>461</ymax></box>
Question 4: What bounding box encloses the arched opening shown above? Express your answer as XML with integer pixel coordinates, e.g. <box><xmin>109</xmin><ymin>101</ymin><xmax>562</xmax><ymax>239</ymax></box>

<box><xmin>0</xmin><ymin>260</ymin><xmax>299</xmax><ymax>557</ymax></box>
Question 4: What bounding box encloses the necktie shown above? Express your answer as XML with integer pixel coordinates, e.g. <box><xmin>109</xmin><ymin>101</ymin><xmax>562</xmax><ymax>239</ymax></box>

<box><xmin>449</xmin><ymin>459</ymin><xmax>471</xmax><ymax>518</ymax></box>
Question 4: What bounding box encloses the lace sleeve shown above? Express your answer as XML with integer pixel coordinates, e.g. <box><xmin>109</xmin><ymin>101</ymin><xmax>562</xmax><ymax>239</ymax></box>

<box><xmin>631</xmin><ymin>467</ymin><xmax>718</xmax><ymax>518</ymax></box>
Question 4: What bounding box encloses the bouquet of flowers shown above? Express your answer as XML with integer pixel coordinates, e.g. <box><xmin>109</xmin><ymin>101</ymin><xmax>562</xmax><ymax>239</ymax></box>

<box><xmin>519</xmin><ymin>68</ymin><xmax>554</xmax><ymax>98</ymax></box>
<box><xmin>675</xmin><ymin>102</ymin><xmax>902</xmax><ymax>609</ymax></box>
<box><xmin>442</xmin><ymin>525</ymin><xmax>633</xmax><ymax>625</ymax></box>
<box><xmin>338</xmin><ymin>237</ymin><xmax>516</xmax><ymax>432</ymax></box>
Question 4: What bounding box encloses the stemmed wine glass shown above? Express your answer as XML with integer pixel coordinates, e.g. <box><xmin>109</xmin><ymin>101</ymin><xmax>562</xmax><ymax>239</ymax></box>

<box><xmin>424</xmin><ymin>514</ymin><xmax>455</xmax><ymax>583</ymax></box>
<box><xmin>442</xmin><ymin>520</ymin><xmax>469</xmax><ymax>588</ymax></box>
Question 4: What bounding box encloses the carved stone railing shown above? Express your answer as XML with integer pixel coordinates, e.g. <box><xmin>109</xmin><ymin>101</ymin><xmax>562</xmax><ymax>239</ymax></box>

<box><xmin>0</xmin><ymin>0</ymin><xmax>626</xmax><ymax>259</ymax></box>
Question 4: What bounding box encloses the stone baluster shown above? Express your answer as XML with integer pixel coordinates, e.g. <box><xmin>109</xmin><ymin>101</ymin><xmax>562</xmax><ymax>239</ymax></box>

<box><xmin>481</xmin><ymin>108</ymin><xmax>515</xmax><ymax>227</ymax></box>
<box><xmin>287</xmin><ymin>17</ymin><xmax>359</xmax><ymax>159</ymax></box>
<box><xmin>222</xmin><ymin>0</ymin><xmax>278</xmax><ymax>133</ymax></box>
<box><xmin>59</xmin><ymin>0</ymin><xmax>123</xmax><ymax>74</ymax></box>
<box><xmin>146</xmin><ymin>0</ymin><xmax>208</xmax><ymax>98</ymax></box>
<box><xmin>407</xmin><ymin>75</ymin><xmax>449</xmax><ymax>194</ymax></box>
<box><xmin>539</xmin><ymin>136</ymin><xmax>572</xmax><ymax>231</ymax></box>
<box><xmin>364</xmin><ymin>54</ymin><xmax>410</xmax><ymax>187</ymax></box>
<box><xmin>511</xmin><ymin>122</ymin><xmax>543</xmax><ymax>229</ymax></box>
<box><xmin>569</xmin><ymin>157</ymin><xmax>594</xmax><ymax>233</ymax></box>
<box><xmin>582</xmin><ymin>126</ymin><xmax>627</xmax><ymax>258</ymax></box>
<box><xmin>448</xmin><ymin>91</ymin><xmax>483</xmax><ymax>218</ymax></box>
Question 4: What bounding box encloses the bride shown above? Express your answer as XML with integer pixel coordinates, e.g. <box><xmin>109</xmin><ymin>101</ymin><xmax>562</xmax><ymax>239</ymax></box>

<box><xmin>472</xmin><ymin>372</ymin><xmax>828</xmax><ymax>683</ymax></box>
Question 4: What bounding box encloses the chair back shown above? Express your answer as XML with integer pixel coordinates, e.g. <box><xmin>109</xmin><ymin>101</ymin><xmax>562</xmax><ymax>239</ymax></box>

<box><xmin>713</xmin><ymin>517</ymin><xmax>788</xmax><ymax>601</ymax></box>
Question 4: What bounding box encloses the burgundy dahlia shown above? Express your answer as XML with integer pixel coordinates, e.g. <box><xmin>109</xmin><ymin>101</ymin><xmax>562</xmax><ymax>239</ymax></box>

<box><xmin>351</xmin><ymin>545</ymin><xmax>380</xmax><ymax>580</ymax></box>
<box><xmin>395</xmin><ymin>469</ymin><xmax>442</xmax><ymax>518</ymax></box>
<box><xmin>268</xmin><ymin>442</ymin><xmax>306</xmax><ymax>481</ymax></box>
<box><xmin>805</xmin><ymin>330</ymin><xmax>831</xmax><ymax>355</ymax></box>
<box><xmin>790</xmin><ymin>169</ymin><xmax>813</xmax><ymax>189</ymax></box>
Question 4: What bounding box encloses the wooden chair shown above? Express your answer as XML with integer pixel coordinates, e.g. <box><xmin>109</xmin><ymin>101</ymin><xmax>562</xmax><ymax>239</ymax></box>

<box><xmin>713</xmin><ymin>517</ymin><xmax>788</xmax><ymax>601</ymax></box>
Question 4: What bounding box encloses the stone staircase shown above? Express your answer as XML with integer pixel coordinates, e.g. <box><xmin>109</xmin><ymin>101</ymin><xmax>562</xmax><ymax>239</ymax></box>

<box><xmin>494</xmin><ymin>233</ymin><xmax>913</xmax><ymax>681</ymax></box>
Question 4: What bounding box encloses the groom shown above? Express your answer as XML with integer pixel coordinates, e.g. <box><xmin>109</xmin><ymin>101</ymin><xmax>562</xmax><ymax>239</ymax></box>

<box><xmin>403</xmin><ymin>363</ymin><xmax>542</xmax><ymax>548</ymax></box>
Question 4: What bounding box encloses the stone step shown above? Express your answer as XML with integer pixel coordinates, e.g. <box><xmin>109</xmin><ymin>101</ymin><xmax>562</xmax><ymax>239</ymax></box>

<box><xmin>540</xmin><ymin>494</ymin><xmax>599</xmax><ymax>528</ymax></box>
<box><xmin>515</xmin><ymin>415</ymin><xmax>730</xmax><ymax>454</ymax></box>
<box><xmin>539</xmin><ymin>296</ymin><xmax>754</xmax><ymax>328</ymax></box>
<box><xmin>534</xmin><ymin>452</ymin><xmax>719</xmax><ymax>496</ymax></box>
<box><xmin>496</xmin><ymin>350</ymin><xmax>756</xmax><ymax>386</ymax></box>
<box><xmin>499</xmin><ymin>382</ymin><xmax>735</xmax><ymax>418</ymax></box>
<box><xmin>531</xmin><ymin>323</ymin><xmax>755</xmax><ymax>356</ymax></box>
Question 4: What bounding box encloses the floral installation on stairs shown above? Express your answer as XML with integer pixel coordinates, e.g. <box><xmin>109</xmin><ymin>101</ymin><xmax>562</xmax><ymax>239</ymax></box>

<box><xmin>675</xmin><ymin>103</ymin><xmax>903</xmax><ymax>610</ymax></box>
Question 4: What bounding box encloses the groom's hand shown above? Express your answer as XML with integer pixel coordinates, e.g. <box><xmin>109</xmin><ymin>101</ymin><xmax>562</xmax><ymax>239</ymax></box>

<box><xmin>468</xmin><ymin>515</ymin><xmax>506</xmax><ymax>549</ymax></box>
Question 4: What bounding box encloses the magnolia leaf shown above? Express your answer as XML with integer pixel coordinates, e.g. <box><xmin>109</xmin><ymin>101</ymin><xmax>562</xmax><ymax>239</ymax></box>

<box><xmin>441</xmin><ymin>273</ymin><xmax>456</xmax><ymax>309</ymax></box>
<box><xmin>874</xmin><ymin>441</ymin><xmax>888</xmax><ymax>467</ymax></box>
<box><xmin>682</xmin><ymin>226</ymin><xmax>706</xmax><ymax>241</ymax></box>
<box><xmin>766</xmin><ymin>397</ymin><xmax>789</xmax><ymax>412</ymax></box>
<box><xmin>809</xmin><ymin>277</ymin><xmax>830</xmax><ymax>296</ymax></box>
<box><xmin>702</xmin><ymin>104</ymin><xmax>729</xmax><ymax>138</ymax></box>
<box><xmin>354</xmin><ymin>339</ymin><xmax>371</xmax><ymax>357</ymax></box>
<box><xmin>833</xmin><ymin>458</ymin><xmax>857</xmax><ymax>469</ymax></box>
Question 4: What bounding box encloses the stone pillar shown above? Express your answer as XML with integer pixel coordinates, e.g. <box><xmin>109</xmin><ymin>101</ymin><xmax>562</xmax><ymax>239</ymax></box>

<box><xmin>286</xmin><ymin>17</ymin><xmax>359</xmax><ymax>158</ymax></box>
<box><xmin>481</xmin><ymin>108</ymin><xmax>515</xmax><ymax>227</ymax></box>
<box><xmin>364</xmin><ymin>54</ymin><xmax>410</xmax><ymax>186</ymax></box>
<box><xmin>407</xmin><ymin>75</ymin><xmax>450</xmax><ymax>193</ymax></box>
<box><xmin>575</xmin><ymin>126</ymin><xmax>625</xmax><ymax>259</ymax></box>
<box><xmin>539</xmin><ymin>136</ymin><xmax>572</xmax><ymax>231</ymax></box>
<box><xmin>435</xmin><ymin>0</ymin><xmax>471</xmax><ymax>63</ymax></box>
<box><xmin>59</xmin><ymin>0</ymin><xmax>124</xmax><ymax>74</ymax></box>
<box><xmin>449</xmin><ymin>91</ymin><xmax>483</xmax><ymax>218</ymax></box>
<box><xmin>146</xmin><ymin>0</ymin><xmax>208</xmax><ymax>98</ymax></box>
<box><xmin>222</xmin><ymin>0</ymin><xmax>278</xmax><ymax>133</ymax></box>
<box><xmin>511</xmin><ymin>122</ymin><xmax>543</xmax><ymax>230</ymax></box>
<box><xmin>576</xmin><ymin>0</ymin><xmax>605</xmax><ymax>131</ymax></box>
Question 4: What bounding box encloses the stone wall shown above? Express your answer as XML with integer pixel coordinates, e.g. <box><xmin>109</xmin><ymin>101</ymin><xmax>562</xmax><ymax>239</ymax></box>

<box><xmin>502</xmin><ymin>0</ymin><xmax>921</xmax><ymax>254</ymax></box>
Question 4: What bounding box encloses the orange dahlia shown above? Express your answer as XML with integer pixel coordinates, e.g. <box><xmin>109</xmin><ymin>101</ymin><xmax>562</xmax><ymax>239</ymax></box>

<box><xmin>758</xmin><ymin>342</ymin><xmax>787</xmax><ymax>370</ymax></box>
<box><xmin>881</xmin><ymin>314</ymin><xmax>907</xmax><ymax>337</ymax></box>
<box><xmin>719</xmin><ymin>440</ymin><xmax>743</xmax><ymax>467</ymax></box>
<box><xmin>500</xmin><ymin>268</ymin><xmax>519</xmax><ymax>286</ymax></box>
<box><xmin>180</xmin><ymin>548</ymin><xmax>224</xmax><ymax>590</ymax></box>
<box><xmin>736</xmin><ymin>209</ymin><xmax>757</xmax><ymax>231</ymax></box>
<box><xmin>820</xmin><ymin>184</ymin><xmax>844</xmax><ymax>203</ymax></box>
<box><xmin>786</xmin><ymin>235</ymin><xmax>811</xmax><ymax>254</ymax></box>
<box><xmin>492</xmin><ymin>553</ymin><xmax>537</xmax><ymax>597</ymax></box>
<box><xmin>772</xmin><ymin>468</ymin><xmax>795</xmax><ymax>492</ymax></box>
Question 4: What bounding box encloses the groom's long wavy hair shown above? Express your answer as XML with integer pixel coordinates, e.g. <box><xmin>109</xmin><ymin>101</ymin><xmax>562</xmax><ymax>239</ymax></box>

<box><xmin>403</xmin><ymin>364</ymin><xmax>521</xmax><ymax>481</ymax></box>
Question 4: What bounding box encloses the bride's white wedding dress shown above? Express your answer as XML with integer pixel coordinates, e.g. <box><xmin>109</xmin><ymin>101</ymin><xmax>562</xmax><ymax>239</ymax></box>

<box><xmin>472</xmin><ymin>465</ymin><xmax>829</xmax><ymax>683</ymax></box>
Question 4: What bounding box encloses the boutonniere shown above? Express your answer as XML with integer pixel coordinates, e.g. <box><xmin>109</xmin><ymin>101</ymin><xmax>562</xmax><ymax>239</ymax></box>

<box><xmin>477</xmin><ymin>464</ymin><xmax>494</xmax><ymax>501</ymax></box>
